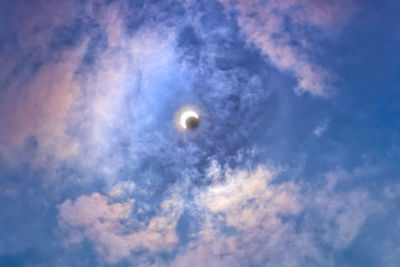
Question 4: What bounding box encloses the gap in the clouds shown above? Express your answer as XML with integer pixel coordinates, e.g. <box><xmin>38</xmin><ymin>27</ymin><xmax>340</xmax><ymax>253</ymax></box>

<box><xmin>0</xmin><ymin>168</ymin><xmax>66</xmax><ymax>263</ymax></box>
<box><xmin>124</xmin><ymin>0</ymin><xmax>185</xmax><ymax>37</ymax></box>
<box><xmin>176</xmin><ymin>210</ymin><xmax>203</xmax><ymax>245</ymax></box>
<box><xmin>0</xmin><ymin>249</ymin><xmax>42</xmax><ymax>267</ymax></box>
<box><xmin>177</xmin><ymin>25</ymin><xmax>203</xmax><ymax>65</ymax></box>
<box><xmin>81</xmin><ymin>28</ymin><xmax>109</xmax><ymax>67</ymax></box>
<box><xmin>51</xmin><ymin>18</ymin><xmax>87</xmax><ymax>50</ymax></box>
<box><xmin>334</xmin><ymin>207</ymin><xmax>399</xmax><ymax>267</ymax></box>
<box><xmin>302</xmin><ymin>0</ymin><xmax>400</xmax><ymax>182</ymax></box>
<box><xmin>0</xmin><ymin>53</ymin><xmax>43</xmax><ymax>92</ymax></box>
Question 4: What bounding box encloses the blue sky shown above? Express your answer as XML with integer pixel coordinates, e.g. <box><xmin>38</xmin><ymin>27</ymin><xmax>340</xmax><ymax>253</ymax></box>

<box><xmin>1</xmin><ymin>0</ymin><xmax>400</xmax><ymax>266</ymax></box>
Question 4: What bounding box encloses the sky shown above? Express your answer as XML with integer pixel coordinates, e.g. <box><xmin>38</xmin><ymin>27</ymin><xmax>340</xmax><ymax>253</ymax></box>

<box><xmin>1</xmin><ymin>0</ymin><xmax>400</xmax><ymax>266</ymax></box>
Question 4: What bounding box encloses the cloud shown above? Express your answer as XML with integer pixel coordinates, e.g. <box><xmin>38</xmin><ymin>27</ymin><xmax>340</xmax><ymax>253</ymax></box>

<box><xmin>57</xmin><ymin>162</ymin><xmax>379</xmax><ymax>266</ymax></box>
<box><xmin>314</xmin><ymin>120</ymin><xmax>328</xmax><ymax>136</ymax></box>
<box><xmin>0</xmin><ymin>0</ymin><xmax>182</xmax><ymax>174</ymax></box>
<box><xmin>217</xmin><ymin>0</ymin><xmax>356</xmax><ymax>95</ymax></box>
<box><xmin>109</xmin><ymin>181</ymin><xmax>135</xmax><ymax>198</ymax></box>
<box><xmin>0</xmin><ymin>0</ymin><xmax>271</xmax><ymax>178</ymax></box>
<box><xmin>1</xmin><ymin>1</ymin><xmax>399</xmax><ymax>267</ymax></box>
<box><xmin>198</xmin><ymin>166</ymin><xmax>301</xmax><ymax>229</ymax></box>
<box><xmin>0</xmin><ymin>45</ymin><xmax>85</xmax><ymax>164</ymax></box>
<box><xmin>170</xmin><ymin>165</ymin><xmax>378</xmax><ymax>267</ymax></box>
<box><xmin>58</xmin><ymin>191</ymin><xmax>183</xmax><ymax>263</ymax></box>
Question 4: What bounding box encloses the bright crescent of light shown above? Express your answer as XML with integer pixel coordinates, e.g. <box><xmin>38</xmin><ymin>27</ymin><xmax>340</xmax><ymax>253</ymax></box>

<box><xmin>180</xmin><ymin>110</ymin><xmax>199</xmax><ymax>129</ymax></box>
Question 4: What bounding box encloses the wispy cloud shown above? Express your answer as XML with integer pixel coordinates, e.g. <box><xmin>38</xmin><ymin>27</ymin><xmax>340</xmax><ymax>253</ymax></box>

<box><xmin>217</xmin><ymin>0</ymin><xmax>356</xmax><ymax>95</ymax></box>
<box><xmin>0</xmin><ymin>45</ymin><xmax>85</xmax><ymax>165</ymax></box>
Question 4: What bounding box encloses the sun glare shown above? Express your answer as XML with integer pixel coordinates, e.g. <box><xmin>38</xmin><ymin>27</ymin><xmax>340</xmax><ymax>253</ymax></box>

<box><xmin>180</xmin><ymin>110</ymin><xmax>199</xmax><ymax>129</ymax></box>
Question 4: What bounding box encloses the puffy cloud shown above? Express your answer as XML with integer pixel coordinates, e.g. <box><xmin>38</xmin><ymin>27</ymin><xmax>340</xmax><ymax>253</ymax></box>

<box><xmin>109</xmin><ymin>181</ymin><xmax>135</xmax><ymax>198</ymax></box>
<box><xmin>58</xmin><ymin>191</ymin><xmax>183</xmax><ymax>263</ymax></box>
<box><xmin>171</xmin><ymin>165</ymin><xmax>378</xmax><ymax>267</ymax></box>
<box><xmin>57</xmin><ymin>163</ymin><xmax>380</xmax><ymax>266</ymax></box>
<box><xmin>217</xmin><ymin>0</ymin><xmax>356</xmax><ymax>95</ymax></box>
<box><xmin>199</xmin><ymin>166</ymin><xmax>301</xmax><ymax>229</ymax></box>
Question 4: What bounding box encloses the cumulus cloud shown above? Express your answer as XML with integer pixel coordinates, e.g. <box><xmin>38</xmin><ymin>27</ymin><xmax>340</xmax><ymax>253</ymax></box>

<box><xmin>109</xmin><ymin>181</ymin><xmax>135</xmax><ymax>198</ymax></box>
<box><xmin>58</xmin><ymin>191</ymin><xmax>183</xmax><ymax>263</ymax></box>
<box><xmin>217</xmin><ymin>0</ymin><xmax>356</xmax><ymax>95</ymax></box>
<box><xmin>170</xmin><ymin>165</ymin><xmax>377</xmax><ymax>267</ymax></box>
<box><xmin>57</xmin><ymin>162</ymin><xmax>379</xmax><ymax>266</ymax></box>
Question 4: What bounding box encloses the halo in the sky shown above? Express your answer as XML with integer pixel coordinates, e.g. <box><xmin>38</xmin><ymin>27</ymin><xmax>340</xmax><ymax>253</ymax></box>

<box><xmin>180</xmin><ymin>110</ymin><xmax>199</xmax><ymax>129</ymax></box>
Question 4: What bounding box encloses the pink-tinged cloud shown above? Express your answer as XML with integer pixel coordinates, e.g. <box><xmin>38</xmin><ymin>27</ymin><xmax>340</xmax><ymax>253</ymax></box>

<box><xmin>57</xmin><ymin>163</ymin><xmax>379</xmax><ymax>266</ymax></box>
<box><xmin>298</xmin><ymin>0</ymin><xmax>357</xmax><ymax>28</ymax></box>
<box><xmin>170</xmin><ymin>165</ymin><xmax>377</xmax><ymax>267</ymax></box>
<box><xmin>0</xmin><ymin>46</ymin><xmax>85</xmax><ymax>163</ymax></box>
<box><xmin>58</xmin><ymin>191</ymin><xmax>183</xmax><ymax>263</ymax></box>
<box><xmin>217</xmin><ymin>0</ymin><xmax>356</xmax><ymax>96</ymax></box>
<box><xmin>0</xmin><ymin>0</ymin><xmax>76</xmax><ymax>87</ymax></box>
<box><xmin>0</xmin><ymin>2</ymin><xmax>177</xmax><ymax>170</ymax></box>
<box><xmin>9</xmin><ymin>0</ymin><xmax>75</xmax><ymax>47</ymax></box>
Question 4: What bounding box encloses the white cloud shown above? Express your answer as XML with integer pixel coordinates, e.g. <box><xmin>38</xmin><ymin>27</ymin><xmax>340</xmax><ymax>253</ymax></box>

<box><xmin>314</xmin><ymin>121</ymin><xmax>328</xmax><ymax>136</ymax></box>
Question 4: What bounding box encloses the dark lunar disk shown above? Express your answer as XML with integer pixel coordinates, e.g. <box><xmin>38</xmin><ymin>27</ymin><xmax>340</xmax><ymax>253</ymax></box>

<box><xmin>186</xmin><ymin>116</ymin><xmax>199</xmax><ymax>130</ymax></box>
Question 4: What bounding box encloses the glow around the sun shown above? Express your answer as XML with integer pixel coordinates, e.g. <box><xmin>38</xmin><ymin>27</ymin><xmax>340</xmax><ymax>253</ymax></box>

<box><xmin>180</xmin><ymin>110</ymin><xmax>199</xmax><ymax>129</ymax></box>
